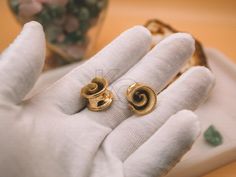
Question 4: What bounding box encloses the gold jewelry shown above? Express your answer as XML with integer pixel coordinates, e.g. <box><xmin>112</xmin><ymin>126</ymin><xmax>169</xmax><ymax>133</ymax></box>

<box><xmin>126</xmin><ymin>83</ymin><xmax>157</xmax><ymax>116</ymax></box>
<box><xmin>81</xmin><ymin>77</ymin><xmax>113</xmax><ymax>111</ymax></box>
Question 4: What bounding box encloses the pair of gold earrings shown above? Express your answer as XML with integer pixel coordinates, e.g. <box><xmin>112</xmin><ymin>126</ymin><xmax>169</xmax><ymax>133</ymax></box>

<box><xmin>81</xmin><ymin>77</ymin><xmax>157</xmax><ymax>116</ymax></box>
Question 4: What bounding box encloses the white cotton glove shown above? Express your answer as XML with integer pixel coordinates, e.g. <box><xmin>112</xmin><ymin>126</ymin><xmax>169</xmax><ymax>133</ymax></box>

<box><xmin>0</xmin><ymin>21</ymin><xmax>214</xmax><ymax>177</ymax></box>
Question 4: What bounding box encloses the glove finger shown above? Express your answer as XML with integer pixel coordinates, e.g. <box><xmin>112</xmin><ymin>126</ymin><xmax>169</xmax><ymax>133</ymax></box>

<box><xmin>124</xmin><ymin>110</ymin><xmax>200</xmax><ymax>177</ymax></box>
<box><xmin>102</xmin><ymin>66</ymin><xmax>214</xmax><ymax>161</ymax></box>
<box><xmin>0</xmin><ymin>21</ymin><xmax>45</xmax><ymax>104</ymax></box>
<box><xmin>36</xmin><ymin>26</ymin><xmax>151</xmax><ymax>114</ymax></box>
<box><xmin>77</xmin><ymin>33</ymin><xmax>195</xmax><ymax>129</ymax></box>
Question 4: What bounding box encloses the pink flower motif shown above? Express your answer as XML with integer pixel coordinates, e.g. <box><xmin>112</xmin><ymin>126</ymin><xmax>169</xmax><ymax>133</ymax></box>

<box><xmin>36</xmin><ymin>0</ymin><xmax>69</xmax><ymax>6</ymax></box>
<box><xmin>18</xmin><ymin>1</ymin><xmax>43</xmax><ymax>18</ymax></box>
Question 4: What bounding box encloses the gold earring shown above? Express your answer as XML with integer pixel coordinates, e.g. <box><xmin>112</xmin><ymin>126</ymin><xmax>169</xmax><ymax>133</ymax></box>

<box><xmin>81</xmin><ymin>77</ymin><xmax>113</xmax><ymax>111</ymax></box>
<box><xmin>126</xmin><ymin>83</ymin><xmax>157</xmax><ymax>116</ymax></box>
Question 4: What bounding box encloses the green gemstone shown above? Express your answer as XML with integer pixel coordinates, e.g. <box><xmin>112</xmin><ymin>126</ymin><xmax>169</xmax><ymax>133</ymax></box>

<box><xmin>9</xmin><ymin>0</ymin><xmax>19</xmax><ymax>14</ymax></box>
<box><xmin>79</xmin><ymin>21</ymin><xmax>90</xmax><ymax>33</ymax></box>
<box><xmin>97</xmin><ymin>0</ymin><xmax>108</xmax><ymax>10</ymax></box>
<box><xmin>49</xmin><ymin>5</ymin><xmax>65</xmax><ymax>19</ymax></box>
<box><xmin>89</xmin><ymin>5</ymin><xmax>100</xmax><ymax>18</ymax></box>
<box><xmin>79</xmin><ymin>7</ymin><xmax>90</xmax><ymax>21</ymax></box>
<box><xmin>45</xmin><ymin>25</ymin><xmax>62</xmax><ymax>44</ymax></box>
<box><xmin>36</xmin><ymin>9</ymin><xmax>51</xmax><ymax>25</ymax></box>
<box><xmin>64</xmin><ymin>31</ymin><xmax>83</xmax><ymax>44</ymax></box>
<box><xmin>204</xmin><ymin>125</ymin><xmax>223</xmax><ymax>147</ymax></box>
<box><xmin>85</xmin><ymin>0</ymin><xmax>97</xmax><ymax>5</ymax></box>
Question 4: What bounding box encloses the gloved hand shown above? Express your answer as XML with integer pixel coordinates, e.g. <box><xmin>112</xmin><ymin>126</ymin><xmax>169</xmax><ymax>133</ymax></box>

<box><xmin>0</xmin><ymin>21</ymin><xmax>214</xmax><ymax>177</ymax></box>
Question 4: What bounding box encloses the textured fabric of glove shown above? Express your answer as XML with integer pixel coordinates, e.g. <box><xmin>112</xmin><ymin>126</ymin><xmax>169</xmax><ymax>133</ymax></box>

<box><xmin>0</xmin><ymin>22</ymin><xmax>214</xmax><ymax>177</ymax></box>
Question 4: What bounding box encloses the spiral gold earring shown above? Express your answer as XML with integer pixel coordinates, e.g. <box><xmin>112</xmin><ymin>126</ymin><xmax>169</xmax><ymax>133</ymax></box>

<box><xmin>126</xmin><ymin>83</ymin><xmax>157</xmax><ymax>115</ymax></box>
<box><xmin>81</xmin><ymin>77</ymin><xmax>113</xmax><ymax>111</ymax></box>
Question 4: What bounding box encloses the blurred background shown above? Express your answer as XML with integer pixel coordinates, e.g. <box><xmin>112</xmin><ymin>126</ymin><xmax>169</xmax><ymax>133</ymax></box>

<box><xmin>1</xmin><ymin>0</ymin><xmax>236</xmax><ymax>62</ymax></box>
<box><xmin>0</xmin><ymin>0</ymin><xmax>236</xmax><ymax>176</ymax></box>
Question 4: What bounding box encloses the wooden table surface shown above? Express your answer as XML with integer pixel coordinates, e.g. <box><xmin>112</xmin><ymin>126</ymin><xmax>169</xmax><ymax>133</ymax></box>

<box><xmin>1</xmin><ymin>0</ymin><xmax>236</xmax><ymax>176</ymax></box>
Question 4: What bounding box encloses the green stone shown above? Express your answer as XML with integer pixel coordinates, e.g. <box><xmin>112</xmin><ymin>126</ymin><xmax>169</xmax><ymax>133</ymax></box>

<box><xmin>9</xmin><ymin>0</ymin><xmax>19</xmax><ymax>14</ymax></box>
<box><xmin>97</xmin><ymin>0</ymin><xmax>108</xmax><ymax>10</ymax></box>
<box><xmin>204</xmin><ymin>125</ymin><xmax>223</xmax><ymax>147</ymax></box>
<box><xmin>89</xmin><ymin>5</ymin><xmax>100</xmax><ymax>18</ymax></box>
<box><xmin>64</xmin><ymin>31</ymin><xmax>83</xmax><ymax>44</ymax></box>
<box><xmin>36</xmin><ymin>9</ymin><xmax>51</xmax><ymax>25</ymax></box>
<box><xmin>79</xmin><ymin>21</ymin><xmax>90</xmax><ymax>33</ymax></box>
<box><xmin>49</xmin><ymin>5</ymin><xmax>65</xmax><ymax>19</ymax></box>
<box><xmin>85</xmin><ymin>0</ymin><xmax>97</xmax><ymax>5</ymax></box>
<box><xmin>66</xmin><ymin>1</ymin><xmax>74</xmax><ymax>10</ymax></box>
<box><xmin>45</xmin><ymin>25</ymin><xmax>62</xmax><ymax>44</ymax></box>
<box><xmin>79</xmin><ymin>7</ymin><xmax>90</xmax><ymax>21</ymax></box>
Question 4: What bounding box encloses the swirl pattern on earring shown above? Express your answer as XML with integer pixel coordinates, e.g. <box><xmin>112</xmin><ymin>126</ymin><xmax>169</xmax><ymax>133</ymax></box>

<box><xmin>126</xmin><ymin>83</ymin><xmax>157</xmax><ymax>115</ymax></box>
<box><xmin>81</xmin><ymin>77</ymin><xmax>113</xmax><ymax>111</ymax></box>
